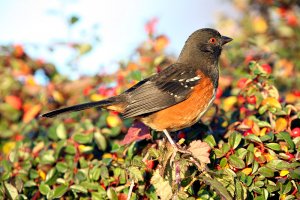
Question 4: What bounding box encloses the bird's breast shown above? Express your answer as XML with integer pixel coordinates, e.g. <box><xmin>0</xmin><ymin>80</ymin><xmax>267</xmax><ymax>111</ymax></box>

<box><xmin>141</xmin><ymin>74</ymin><xmax>216</xmax><ymax>131</ymax></box>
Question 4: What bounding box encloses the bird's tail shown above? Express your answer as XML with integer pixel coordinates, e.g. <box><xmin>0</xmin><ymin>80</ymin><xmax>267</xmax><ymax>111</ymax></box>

<box><xmin>40</xmin><ymin>97</ymin><xmax>123</xmax><ymax>118</ymax></box>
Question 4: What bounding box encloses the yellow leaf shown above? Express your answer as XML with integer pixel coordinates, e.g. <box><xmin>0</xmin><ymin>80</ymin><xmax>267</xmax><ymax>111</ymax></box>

<box><xmin>106</xmin><ymin>115</ymin><xmax>121</xmax><ymax>127</ymax></box>
<box><xmin>2</xmin><ymin>141</ymin><xmax>16</xmax><ymax>156</ymax></box>
<box><xmin>259</xmin><ymin>127</ymin><xmax>267</xmax><ymax>137</ymax></box>
<box><xmin>280</xmin><ymin>170</ymin><xmax>289</xmax><ymax>177</ymax></box>
<box><xmin>254</xmin><ymin>147</ymin><xmax>262</xmax><ymax>157</ymax></box>
<box><xmin>53</xmin><ymin>90</ymin><xmax>64</xmax><ymax>103</ymax></box>
<box><xmin>38</xmin><ymin>169</ymin><xmax>46</xmax><ymax>180</ymax></box>
<box><xmin>102</xmin><ymin>153</ymin><xmax>112</xmax><ymax>159</ymax></box>
<box><xmin>262</xmin><ymin>97</ymin><xmax>281</xmax><ymax>109</ymax></box>
<box><xmin>275</xmin><ymin>118</ymin><xmax>288</xmax><ymax>132</ymax></box>
<box><xmin>90</xmin><ymin>94</ymin><xmax>105</xmax><ymax>102</ymax></box>
<box><xmin>264</xmin><ymin>153</ymin><xmax>276</xmax><ymax>162</ymax></box>
<box><xmin>253</xmin><ymin>16</ymin><xmax>268</xmax><ymax>33</ymax></box>
<box><xmin>280</xmin><ymin>143</ymin><xmax>289</xmax><ymax>152</ymax></box>
<box><xmin>223</xmin><ymin>96</ymin><xmax>237</xmax><ymax>112</ymax></box>
<box><xmin>242</xmin><ymin>167</ymin><xmax>252</xmax><ymax>175</ymax></box>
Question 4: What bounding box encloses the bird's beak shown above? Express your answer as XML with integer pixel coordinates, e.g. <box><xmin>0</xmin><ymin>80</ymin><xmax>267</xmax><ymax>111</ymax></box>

<box><xmin>221</xmin><ymin>35</ymin><xmax>233</xmax><ymax>46</ymax></box>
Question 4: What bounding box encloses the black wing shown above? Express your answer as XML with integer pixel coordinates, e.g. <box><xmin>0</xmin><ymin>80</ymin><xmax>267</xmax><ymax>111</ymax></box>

<box><xmin>122</xmin><ymin>63</ymin><xmax>201</xmax><ymax>118</ymax></box>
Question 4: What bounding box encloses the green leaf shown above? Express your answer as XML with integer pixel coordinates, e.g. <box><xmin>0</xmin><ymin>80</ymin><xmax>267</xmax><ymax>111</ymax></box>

<box><xmin>56</xmin><ymin>162</ymin><xmax>68</xmax><ymax>173</ymax></box>
<box><xmin>265</xmin><ymin>160</ymin><xmax>290</xmax><ymax>170</ymax></box>
<box><xmin>202</xmin><ymin>175</ymin><xmax>233</xmax><ymax>200</ymax></box>
<box><xmin>24</xmin><ymin>180</ymin><xmax>36</xmax><ymax>187</ymax></box>
<box><xmin>40</xmin><ymin>151</ymin><xmax>55</xmax><ymax>164</ymax></box>
<box><xmin>90</xmin><ymin>167</ymin><xmax>101</xmax><ymax>181</ymax></box>
<box><xmin>45</xmin><ymin>168</ymin><xmax>57</xmax><ymax>184</ymax></box>
<box><xmin>252</xmin><ymin>161</ymin><xmax>259</xmax><ymax>174</ymax></box>
<box><xmin>100</xmin><ymin>166</ymin><xmax>109</xmax><ymax>179</ymax></box>
<box><xmin>260</xmin><ymin>134</ymin><xmax>273</xmax><ymax>142</ymax></box>
<box><xmin>65</xmin><ymin>145</ymin><xmax>76</xmax><ymax>154</ymax></box>
<box><xmin>277</xmin><ymin>132</ymin><xmax>295</xmax><ymax>150</ymax></box>
<box><xmin>289</xmin><ymin>167</ymin><xmax>300</xmax><ymax>180</ymax></box>
<box><xmin>235</xmin><ymin>180</ymin><xmax>247</xmax><ymax>200</ymax></box>
<box><xmin>229</xmin><ymin>155</ymin><xmax>245</xmax><ymax>169</ymax></box>
<box><xmin>282</xmin><ymin>181</ymin><xmax>292</xmax><ymax>194</ymax></box>
<box><xmin>77</xmin><ymin>43</ymin><xmax>92</xmax><ymax>55</ymax></box>
<box><xmin>128</xmin><ymin>166</ymin><xmax>143</xmax><ymax>182</ymax></box>
<box><xmin>70</xmin><ymin>184</ymin><xmax>88</xmax><ymax>194</ymax></box>
<box><xmin>220</xmin><ymin>158</ymin><xmax>228</xmax><ymax>168</ymax></box>
<box><xmin>51</xmin><ymin>184</ymin><xmax>68</xmax><ymax>199</ymax></box>
<box><xmin>107</xmin><ymin>187</ymin><xmax>118</xmax><ymax>200</ymax></box>
<box><xmin>258</xmin><ymin>167</ymin><xmax>274</xmax><ymax>178</ymax></box>
<box><xmin>245</xmin><ymin>134</ymin><xmax>262</xmax><ymax>143</ymax></box>
<box><xmin>56</xmin><ymin>123</ymin><xmax>67</xmax><ymax>140</ymax></box>
<box><xmin>73</xmin><ymin>133</ymin><xmax>93</xmax><ymax>144</ymax></box>
<box><xmin>203</xmin><ymin>134</ymin><xmax>216</xmax><ymax>147</ymax></box>
<box><xmin>4</xmin><ymin>182</ymin><xmax>18</xmax><ymax>200</ymax></box>
<box><xmin>257</xmin><ymin>120</ymin><xmax>271</xmax><ymax>128</ymax></box>
<box><xmin>131</xmin><ymin>70</ymin><xmax>142</xmax><ymax>81</ymax></box>
<box><xmin>229</xmin><ymin>132</ymin><xmax>242</xmax><ymax>149</ymax></box>
<box><xmin>246</xmin><ymin>151</ymin><xmax>254</xmax><ymax>165</ymax></box>
<box><xmin>69</xmin><ymin>15</ymin><xmax>79</xmax><ymax>25</ymax></box>
<box><xmin>39</xmin><ymin>182</ymin><xmax>50</xmax><ymax>195</ymax></box>
<box><xmin>75</xmin><ymin>169</ymin><xmax>87</xmax><ymax>182</ymax></box>
<box><xmin>236</xmin><ymin>148</ymin><xmax>247</xmax><ymax>159</ymax></box>
<box><xmin>94</xmin><ymin>131</ymin><xmax>107</xmax><ymax>151</ymax></box>
<box><xmin>265</xmin><ymin>143</ymin><xmax>281</xmax><ymax>151</ymax></box>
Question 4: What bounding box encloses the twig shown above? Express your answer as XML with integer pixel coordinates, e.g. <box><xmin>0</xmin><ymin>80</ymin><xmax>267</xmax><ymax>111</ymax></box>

<box><xmin>127</xmin><ymin>179</ymin><xmax>135</xmax><ymax>200</ymax></box>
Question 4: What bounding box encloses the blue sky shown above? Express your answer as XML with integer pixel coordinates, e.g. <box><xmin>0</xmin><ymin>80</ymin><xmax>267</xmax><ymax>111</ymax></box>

<box><xmin>0</xmin><ymin>0</ymin><xmax>234</xmax><ymax>79</ymax></box>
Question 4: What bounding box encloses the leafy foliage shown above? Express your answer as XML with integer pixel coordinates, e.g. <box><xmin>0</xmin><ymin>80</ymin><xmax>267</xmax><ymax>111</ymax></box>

<box><xmin>1</xmin><ymin>1</ymin><xmax>300</xmax><ymax>199</ymax></box>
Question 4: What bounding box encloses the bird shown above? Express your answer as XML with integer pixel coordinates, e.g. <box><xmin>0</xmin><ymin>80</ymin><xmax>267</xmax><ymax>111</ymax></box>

<box><xmin>40</xmin><ymin>28</ymin><xmax>232</xmax><ymax>152</ymax></box>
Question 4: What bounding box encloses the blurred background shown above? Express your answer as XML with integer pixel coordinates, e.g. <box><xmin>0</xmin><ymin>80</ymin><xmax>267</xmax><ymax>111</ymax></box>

<box><xmin>0</xmin><ymin>0</ymin><xmax>235</xmax><ymax>79</ymax></box>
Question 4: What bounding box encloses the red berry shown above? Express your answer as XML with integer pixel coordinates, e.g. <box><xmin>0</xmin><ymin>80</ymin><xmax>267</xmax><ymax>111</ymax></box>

<box><xmin>237</xmin><ymin>78</ymin><xmax>248</xmax><ymax>89</ymax></box>
<box><xmin>178</xmin><ymin>131</ymin><xmax>186</xmax><ymax>139</ymax></box>
<box><xmin>243</xmin><ymin>129</ymin><xmax>253</xmax><ymax>136</ymax></box>
<box><xmin>83</xmin><ymin>86</ymin><xmax>92</xmax><ymax>96</ymax></box>
<box><xmin>216</xmin><ymin>87</ymin><xmax>223</xmax><ymax>99</ymax></box>
<box><xmin>244</xmin><ymin>55</ymin><xmax>254</xmax><ymax>64</ymax></box>
<box><xmin>287</xmin><ymin>14</ymin><xmax>298</xmax><ymax>27</ymax></box>
<box><xmin>240</xmin><ymin>107</ymin><xmax>247</xmax><ymax>114</ymax></box>
<box><xmin>247</xmin><ymin>95</ymin><xmax>257</xmax><ymax>104</ymax></box>
<box><xmin>293</xmin><ymin>90</ymin><xmax>300</xmax><ymax>97</ymax></box>
<box><xmin>237</xmin><ymin>95</ymin><xmax>246</xmax><ymax>104</ymax></box>
<box><xmin>261</xmin><ymin>64</ymin><xmax>272</xmax><ymax>74</ymax></box>
<box><xmin>290</xmin><ymin>127</ymin><xmax>300</xmax><ymax>138</ymax></box>
<box><xmin>14</xmin><ymin>134</ymin><xmax>24</xmax><ymax>141</ymax></box>
<box><xmin>145</xmin><ymin>160</ymin><xmax>155</xmax><ymax>169</ymax></box>
<box><xmin>285</xmin><ymin>152</ymin><xmax>295</xmax><ymax>161</ymax></box>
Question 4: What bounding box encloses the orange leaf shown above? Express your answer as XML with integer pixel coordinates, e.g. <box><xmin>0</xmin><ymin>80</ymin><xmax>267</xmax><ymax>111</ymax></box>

<box><xmin>5</xmin><ymin>95</ymin><xmax>22</xmax><ymax>110</ymax></box>
<box><xmin>275</xmin><ymin>118</ymin><xmax>288</xmax><ymax>132</ymax></box>
<box><xmin>153</xmin><ymin>35</ymin><xmax>169</xmax><ymax>52</ymax></box>
<box><xmin>22</xmin><ymin>104</ymin><xmax>42</xmax><ymax>123</ymax></box>
<box><xmin>262</xmin><ymin>97</ymin><xmax>281</xmax><ymax>109</ymax></box>
<box><xmin>188</xmin><ymin>140</ymin><xmax>211</xmax><ymax>164</ymax></box>
<box><xmin>241</xmin><ymin>167</ymin><xmax>252</xmax><ymax>175</ymax></box>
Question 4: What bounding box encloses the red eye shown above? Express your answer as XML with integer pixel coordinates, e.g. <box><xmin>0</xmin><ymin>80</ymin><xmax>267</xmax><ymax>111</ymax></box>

<box><xmin>209</xmin><ymin>37</ymin><xmax>217</xmax><ymax>44</ymax></box>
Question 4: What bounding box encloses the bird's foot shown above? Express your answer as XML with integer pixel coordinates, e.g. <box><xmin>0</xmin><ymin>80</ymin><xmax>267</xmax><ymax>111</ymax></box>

<box><xmin>172</xmin><ymin>143</ymin><xmax>191</xmax><ymax>155</ymax></box>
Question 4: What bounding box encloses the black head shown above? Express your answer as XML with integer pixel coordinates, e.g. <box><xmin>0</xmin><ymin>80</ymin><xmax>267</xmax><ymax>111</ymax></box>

<box><xmin>178</xmin><ymin>28</ymin><xmax>232</xmax><ymax>65</ymax></box>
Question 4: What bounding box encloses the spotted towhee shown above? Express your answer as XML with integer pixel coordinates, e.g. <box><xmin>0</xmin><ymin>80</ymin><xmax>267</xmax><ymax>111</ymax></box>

<box><xmin>41</xmin><ymin>28</ymin><xmax>232</xmax><ymax>151</ymax></box>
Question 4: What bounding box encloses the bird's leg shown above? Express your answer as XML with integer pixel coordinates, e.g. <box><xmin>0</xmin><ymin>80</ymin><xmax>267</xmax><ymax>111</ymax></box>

<box><xmin>162</xmin><ymin>129</ymin><xmax>191</xmax><ymax>154</ymax></box>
